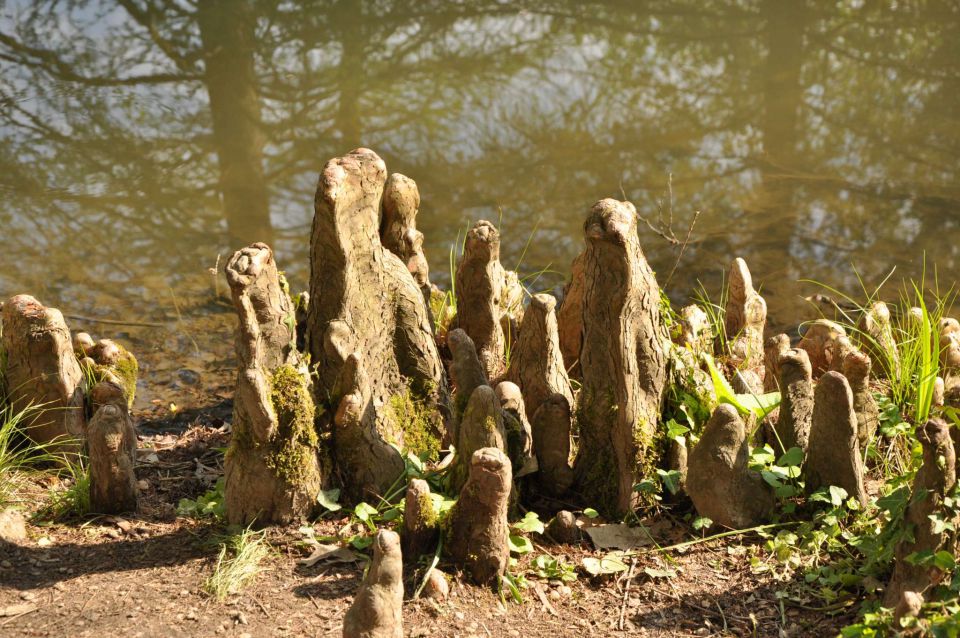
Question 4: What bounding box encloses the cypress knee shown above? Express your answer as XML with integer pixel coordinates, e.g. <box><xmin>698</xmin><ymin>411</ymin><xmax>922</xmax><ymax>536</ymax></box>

<box><xmin>224</xmin><ymin>243</ymin><xmax>324</xmax><ymax>526</ymax></box>
<box><xmin>445</xmin><ymin>447</ymin><xmax>511</xmax><ymax>585</ymax></box>
<box><xmin>505</xmin><ymin>293</ymin><xmax>574</xmax><ymax>420</ymax></box>
<box><xmin>771</xmin><ymin>348</ymin><xmax>814</xmax><ymax>454</ymax></box>
<box><xmin>805</xmin><ymin>371</ymin><xmax>868</xmax><ymax>506</ymax></box>
<box><xmin>531</xmin><ymin>393</ymin><xmax>574</xmax><ymax>497</ymax></box>
<box><xmin>1</xmin><ymin>295</ymin><xmax>84</xmax><ymax>452</ymax></box>
<box><xmin>306</xmin><ymin>149</ymin><xmax>447</xmax><ymax>501</ymax></box>
<box><xmin>455</xmin><ymin>220</ymin><xmax>507</xmax><ymax>379</ymax></box>
<box><xmin>556</xmin><ymin>252</ymin><xmax>585</xmax><ymax>379</ymax></box>
<box><xmin>449</xmin><ymin>385</ymin><xmax>505</xmax><ymax>494</ymax></box>
<box><xmin>884</xmin><ymin>419</ymin><xmax>957</xmax><ymax>607</ymax></box>
<box><xmin>343</xmin><ymin>529</ymin><xmax>403</xmax><ymax>638</ymax></box>
<box><xmin>724</xmin><ymin>258</ymin><xmax>767</xmax><ymax>382</ymax></box>
<box><xmin>686</xmin><ymin>404</ymin><xmax>774</xmax><ymax>529</ymax></box>
<box><xmin>87</xmin><ymin>381</ymin><xmax>138</xmax><ymax>514</ymax></box>
<box><xmin>572</xmin><ymin>199</ymin><xmax>670</xmax><ymax>516</ymax></box>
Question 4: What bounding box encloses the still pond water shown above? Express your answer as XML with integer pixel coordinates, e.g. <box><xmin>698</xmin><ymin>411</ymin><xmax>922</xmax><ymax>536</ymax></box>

<box><xmin>1</xmin><ymin>1</ymin><xmax>958</xmax><ymax>405</ymax></box>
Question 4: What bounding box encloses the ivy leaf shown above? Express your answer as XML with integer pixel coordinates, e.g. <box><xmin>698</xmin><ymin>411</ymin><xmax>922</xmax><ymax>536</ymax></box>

<box><xmin>508</xmin><ymin>534</ymin><xmax>534</xmax><ymax>555</ymax></box>
<box><xmin>665</xmin><ymin>419</ymin><xmax>689</xmax><ymax>442</ymax></box>
<box><xmin>583</xmin><ymin>552</ymin><xmax>629</xmax><ymax>576</ymax></box>
<box><xmin>317</xmin><ymin>488</ymin><xmax>342</xmax><ymax>512</ymax></box>
<box><xmin>513</xmin><ymin>511</ymin><xmax>545</xmax><ymax>534</ymax></box>
<box><xmin>354</xmin><ymin>502</ymin><xmax>378</xmax><ymax>530</ymax></box>
<box><xmin>656</xmin><ymin>469</ymin><xmax>682</xmax><ymax>495</ymax></box>
<box><xmin>777</xmin><ymin>447</ymin><xmax>804</xmax><ymax>468</ymax></box>
<box><xmin>829</xmin><ymin>486</ymin><xmax>849</xmax><ymax>507</ymax></box>
<box><xmin>933</xmin><ymin>551</ymin><xmax>956</xmax><ymax>571</ymax></box>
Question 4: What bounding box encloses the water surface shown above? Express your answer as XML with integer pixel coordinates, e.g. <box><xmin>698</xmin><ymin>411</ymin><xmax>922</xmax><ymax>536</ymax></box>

<box><xmin>1</xmin><ymin>1</ymin><xmax>958</xmax><ymax>405</ymax></box>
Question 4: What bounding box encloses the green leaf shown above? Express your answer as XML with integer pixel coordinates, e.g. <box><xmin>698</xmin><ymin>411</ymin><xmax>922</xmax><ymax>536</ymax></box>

<box><xmin>349</xmin><ymin>535</ymin><xmax>373</xmax><ymax>550</ymax></box>
<box><xmin>513</xmin><ymin>511</ymin><xmax>545</xmax><ymax>534</ymax></box>
<box><xmin>665</xmin><ymin>419</ymin><xmax>689</xmax><ymax>441</ymax></box>
<box><xmin>735</xmin><ymin>391</ymin><xmax>781</xmax><ymax>419</ymax></box>
<box><xmin>933</xmin><ymin>551</ymin><xmax>955</xmax><ymax>571</ymax></box>
<box><xmin>582</xmin><ymin>508</ymin><xmax>599</xmax><ymax>519</ymax></box>
<box><xmin>317</xmin><ymin>488</ymin><xmax>342</xmax><ymax>512</ymax></box>
<box><xmin>829</xmin><ymin>486</ymin><xmax>849</xmax><ymax>507</ymax></box>
<box><xmin>777</xmin><ymin>447</ymin><xmax>804</xmax><ymax>468</ymax></box>
<box><xmin>508</xmin><ymin>534</ymin><xmax>534</xmax><ymax>555</ymax></box>
<box><xmin>692</xmin><ymin>516</ymin><xmax>713</xmax><ymax>531</ymax></box>
<box><xmin>656</xmin><ymin>469</ymin><xmax>682</xmax><ymax>495</ymax></box>
<box><xmin>353</xmin><ymin>502</ymin><xmax>378</xmax><ymax>529</ymax></box>
<box><xmin>703</xmin><ymin>354</ymin><xmax>781</xmax><ymax>418</ymax></box>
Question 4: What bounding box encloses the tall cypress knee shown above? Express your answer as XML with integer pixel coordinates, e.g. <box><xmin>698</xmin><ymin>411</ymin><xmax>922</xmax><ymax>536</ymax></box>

<box><xmin>571</xmin><ymin>199</ymin><xmax>670</xmax><ymax>516</ymax></box>
<box><xmin>224</xmin><ymin>243</ymin><xmax>324</xmax><ymax>526</ymax></box>
<box><xmin>306</xmin><ymin>149</ymin><xmax>447</xmax><ymax>501</ymax></box>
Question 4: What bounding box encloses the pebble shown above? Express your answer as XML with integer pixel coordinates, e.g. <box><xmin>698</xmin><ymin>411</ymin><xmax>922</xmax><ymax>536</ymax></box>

<box><xmin>177</xmin><ymin>369</ymin><xmax>201</xmax><ymax>386</ymax></box>
<box><xmin>1</xmin><ymin>560</ymin><xmax>11</xmax><ymax>568</ymax></box>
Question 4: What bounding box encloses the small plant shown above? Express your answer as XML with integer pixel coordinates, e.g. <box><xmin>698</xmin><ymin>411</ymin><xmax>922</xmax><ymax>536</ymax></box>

<box><xmin>204</xmin><ymin>527</ymin><xmax>271</xmax><ymax>601</ymax></box>
<box><xmin>177</xmin><ymin>478</ymin><xmax>226</xmax><ymax>520</ymax></box>
<box><xmin>531</xmin><ymin>554</ymin><xmax>577</xmax><ymax>582</ymax></box>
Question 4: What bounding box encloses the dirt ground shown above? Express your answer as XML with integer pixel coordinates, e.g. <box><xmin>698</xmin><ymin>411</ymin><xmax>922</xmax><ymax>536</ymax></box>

<box><xmin>1</xmin><ymin>366</ymin><xmax>855</xmax><ymax>638</ymax></box>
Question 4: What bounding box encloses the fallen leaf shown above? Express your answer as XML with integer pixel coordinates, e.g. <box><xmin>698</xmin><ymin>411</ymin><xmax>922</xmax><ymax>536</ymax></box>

<box><xmin>583</xmin><ymin>524</ymin><xmax>652</xmax><ymax>551</ymax></box>
<box><xmin>0</xmin><ymin>603</ymin><xmax>36</xmax><ymax>617</ymax></box>
<box><xmin>298</xmin><ymin>543</ymin><xmax>360</xmax><ymax>567</ymax></box>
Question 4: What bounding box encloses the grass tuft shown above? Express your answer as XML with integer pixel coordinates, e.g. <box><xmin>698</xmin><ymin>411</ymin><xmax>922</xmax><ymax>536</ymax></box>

<box><xmin>204</xmin><ymin>527</ymin><xmax>271</xmax><ymax>602</ymax></box>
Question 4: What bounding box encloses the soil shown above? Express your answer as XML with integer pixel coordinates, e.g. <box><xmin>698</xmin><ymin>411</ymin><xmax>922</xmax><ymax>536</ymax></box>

<box><xmin>0</xmin><ymin>341</ymin><xmax>855</xmax><ymax>637</ymax></box>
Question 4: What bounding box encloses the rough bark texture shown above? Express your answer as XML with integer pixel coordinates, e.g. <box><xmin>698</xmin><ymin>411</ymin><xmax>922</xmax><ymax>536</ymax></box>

<box><xmin>505</xmin><ymin>293</ymin><xmax>574</xmax><ymax>421</ymax></box>
<box><xmin>380</xmin><ymin>173</ymin><xmax>430</xmax><ymax>297</ymax></box>
<box><xmin>224</xmin><ymin>243</ymin><xmax>324</xmax><ymax>526</ymax></box>
<box><xmin>805</xmin><ymin>371</ymin><xmax>868</xmax><ymax>506</ymax></box>
<box><xmin>678</xmin><ymin>304</ymin><xmax>713</xmax><ymax>356</ymax></box>
<box><xmin>771</xmin><ymin>348</ymin><xmax>814</xmax><ymax>454</ymax></box>
<box><xmin>342</xmin><ymin>529</ymin><xmax>403</xmax><ymax>638</ymax></box>
<box><xmin>445</xmin><ymin>447</ymin><xmax>511</xmax><ymax>585</ymax></box>
<box><xmin>686</xmin><ymin>404</ymin><xmax>774</xmax><ymax>529</ymax></box>
<box><xmin>449</xmin><ymin>385</ymin><xmax>505</xmax><ymax>494</ymax></box>
<box><xmin>87</xmin><ymin>381</ymin><xmax>137</xmax><ymax>515</ymax></box>
<box><xmin>724</xmin><ymin>258</ymin><xmax>767</xmax><ymax>382</ymax></box>
<box><xmin>306</xmin><ymin>149</ymin><xmax>447</xmax><ymax>501</ymax></box>
<box><xmin>1</xmin><ymin>295</ymin><xmax>84</xmax><ymax>451</ymax></box>
<box><xmin>797</xmin><ymin>319</ymin><xmax>857</xmax><ymax>378</ymax></box>
<box><xmin>530</xmin><ymin>393</ymin><xmax>574</xmax><ymax>497</ymax></box>
<box><xmin>556</xmin><ymin>252</ymin><xmax>585</xmax><ymax>379</ymax></box>
<box><xmin>884</xmin><ymin>419</ymin><xmax>957</xmax><ymax>607</ymax></box>
<box><xmin>764</xmin><ymin>333</ymin><xmax>790</xmax><ymax>393</ymax></box>
<box><xmin>572</xmin><ymin>199</ymin><xmax>670</xmax><ymax>516</ymax></box>
<box><xmin>858</xmin><ymin>301</ymin><xmax>899</xmax><ymax>379</ymax></box>
<box><xmin>401</xmin><ymin>478</ymin><xmax>437</xmax><ymax>562</ymax></box>
<box><xmin>454</xmin><ymin>220</ymin><xmax>507</xmax><ymax>379</ymax></box>
<box><xmin>842</xmin><ymin>351</ymin><xmax>879</xmax><ymax>451</ymax></box>
<box><xmin>494</xmin><ymin>381</ymin><xmax>534</xmax><ymax>475</ymax></box>
<box><xmin>447</xmin><ymin>328</ymin><xmax>488</xmax><ymax>442</ymax></box>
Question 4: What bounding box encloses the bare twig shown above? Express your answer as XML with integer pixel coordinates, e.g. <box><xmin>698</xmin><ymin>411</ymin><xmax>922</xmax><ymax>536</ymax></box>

<box><xmin>618</xmin><ymin>556</ymin><xmax>637</xmax><ymax>631</ymax></box>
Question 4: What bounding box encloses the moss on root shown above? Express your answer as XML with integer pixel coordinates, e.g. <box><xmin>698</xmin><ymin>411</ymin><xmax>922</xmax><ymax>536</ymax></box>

<box><xmin>387</xmin><ymin>389</ymin><xmax>442</xmax><ymax>461</ymax></box>
<box><xmin>266</xmin><ymin>364</ymin><xmax>321</xmax><ymax>485</ymax></box>
<box><xmin>111</xmin><ymin>347</ymin><xmax>139</xmax><ymax>408</ymax></box>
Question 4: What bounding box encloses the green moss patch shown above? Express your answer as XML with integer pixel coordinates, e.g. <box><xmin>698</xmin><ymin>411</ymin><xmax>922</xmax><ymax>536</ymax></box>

<box><xmin>266</xmin><ymin>364</ymin><xmax>320</xmax><ymax>485</ymax></box>
<box><xmin>387</xmin><ymin>388</ymin><xmax>442</xmax><ymax>461</ymax></box>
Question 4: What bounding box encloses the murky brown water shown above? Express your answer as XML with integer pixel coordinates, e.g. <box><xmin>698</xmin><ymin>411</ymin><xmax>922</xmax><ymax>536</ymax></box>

<box><xmin>2</xmin><ymin>1</ymin><xmax>958</xmax><ymax>406</ymax></box>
